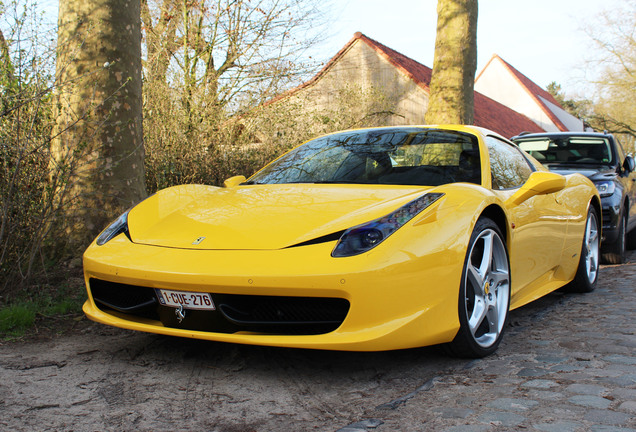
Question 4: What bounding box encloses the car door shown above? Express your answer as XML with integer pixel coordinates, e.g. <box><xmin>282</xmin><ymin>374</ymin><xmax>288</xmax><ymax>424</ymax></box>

<box><xmin>486</xmin><ymin>136</ymin><xmax>568</xmax><ymax>303</ymax></box>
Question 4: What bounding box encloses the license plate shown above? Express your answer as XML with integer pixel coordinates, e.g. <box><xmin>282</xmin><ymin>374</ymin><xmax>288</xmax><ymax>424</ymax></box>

<box><xmin>155</xmin><ymin>289</ymin><xmax>215</xmax><ymax>310</ymax></box>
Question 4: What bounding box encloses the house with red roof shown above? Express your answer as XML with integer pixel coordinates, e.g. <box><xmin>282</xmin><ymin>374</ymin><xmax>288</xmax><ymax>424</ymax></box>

<box><xmin>267</xmin><ymin>33</ymin><xmax>581</xmax><ymax>138</ymax></box>
<box><xmin>475</xmin><ymin>54</ymin><xmax>586</xmax><ymax>132</ymax></box>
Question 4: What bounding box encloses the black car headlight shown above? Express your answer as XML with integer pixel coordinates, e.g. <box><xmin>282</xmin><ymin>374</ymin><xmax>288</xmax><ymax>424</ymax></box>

<box><xmin>96</xmin><ymin>210</ymin><xmax>130</xmax><ymax>245</ymax></box>
<box><xmin>594</xmin><ymin>181</ymin><xmax>615</xmax><ymax>198</ymax></box>
<box><xmin>332</xmin><ymin>193</ymin><xmax>444</xmax><ymax>257</ymax></box>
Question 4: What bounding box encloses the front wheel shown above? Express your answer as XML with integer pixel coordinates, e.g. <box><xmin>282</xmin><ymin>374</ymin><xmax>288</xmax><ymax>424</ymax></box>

<box><xmin>627</xmin><ymin>220</ymin><xmax>636</xmax><ymax>250</ymax></box>
<box><xmin>602</xmin><ymin>210</ymin><xmax>625</xmax><ymax>264</ymax></box>
<box><xmin>447</xmin><ymin>218</ymin><xmax>510</xmax><ymax>358</ymax></box>
<box><xmin>565</xmin><ymin>206</ymin><xmax>600</xmax><ymax>293</ymax></box>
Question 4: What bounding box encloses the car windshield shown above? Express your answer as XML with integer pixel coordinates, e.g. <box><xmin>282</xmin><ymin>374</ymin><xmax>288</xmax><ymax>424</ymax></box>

<box><xmin>515</xmin><ymin>136</ymin><xmax>614</xmax><ymax>166</ymax></box>
<box><xmin>247</xmin><ymin>128</ymin><xmax>481</xmax><ymax>186</ymax></box>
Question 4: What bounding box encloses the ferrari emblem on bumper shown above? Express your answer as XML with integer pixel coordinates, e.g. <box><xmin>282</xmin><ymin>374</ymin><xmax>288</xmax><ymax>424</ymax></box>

<box><xmin>175</xmin><ymin>304</ymin><xmax>186</xmax><ymax>323</ymax></box>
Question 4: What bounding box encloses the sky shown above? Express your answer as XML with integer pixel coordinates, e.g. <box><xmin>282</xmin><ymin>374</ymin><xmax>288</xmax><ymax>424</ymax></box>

<box><xmin>320</xmin><ymin>0</ymin><xmax>623</xmax><ymax>95</ymax></box>
<box><xmin>34</xmin><ymin>0</ymin><xmax>621</xmax><ymax>96</ymax></box>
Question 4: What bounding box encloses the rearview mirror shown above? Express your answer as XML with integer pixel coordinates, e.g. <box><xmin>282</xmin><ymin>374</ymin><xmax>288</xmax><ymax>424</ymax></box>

<box><xmin>624</xmin><ymin>155</ymin><xmax>635</xmax><ymax>173</ymax></box>
<box><xmin>506</xmin><ymin>171</ymin><xmax>566</xmax><ymax>206</ymax></box>
<box><xmin>223</xmin><ymin>175</ymin><xmax>246</xmax><ymax>188</ymax></box>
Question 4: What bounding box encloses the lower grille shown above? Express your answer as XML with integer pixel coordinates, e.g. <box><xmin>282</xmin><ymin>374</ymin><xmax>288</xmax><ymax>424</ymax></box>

<box><xmin>216</xmin><ymin>294</ymin><xmax>349</xmax><ymax>335</ymax></box>
<box><xmin>88</xmin><ymin>278</ymin><xmax>349</xmax><ymax>335</ymax></box>
<box><xmin>90</xmin><ymin>279</ymin><xmax>159</xmax><ymax>319</ymax></box>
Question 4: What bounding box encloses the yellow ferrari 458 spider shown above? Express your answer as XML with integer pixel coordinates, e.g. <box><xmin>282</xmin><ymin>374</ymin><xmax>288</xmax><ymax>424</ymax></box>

<box><xmin>83</xmin><ymin>125</ymin><xmax>601</xmax><ymax>358</ymax></box>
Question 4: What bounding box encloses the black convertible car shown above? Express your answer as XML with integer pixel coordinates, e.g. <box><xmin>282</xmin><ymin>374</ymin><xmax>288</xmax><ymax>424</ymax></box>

<box><xmin>512</xmin><ymin>131</ymin><xmax>636</xmax><ymax>264</ymax></box>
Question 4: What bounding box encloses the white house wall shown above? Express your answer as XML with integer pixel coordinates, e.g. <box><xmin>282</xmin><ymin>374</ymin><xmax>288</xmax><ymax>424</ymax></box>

<box><xmin>475</xmin><ymin>58</ymin><xmax>560</xmax><ymax>132</ymax></box>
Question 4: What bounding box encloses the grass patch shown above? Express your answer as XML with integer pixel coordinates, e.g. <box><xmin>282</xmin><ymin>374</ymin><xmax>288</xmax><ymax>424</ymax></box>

<box><xmin>0</xmin><ymin>282</ymin><xmax>86</xmax><ymax>340</ymax></box>
<box><xmin>0</xmin><ymin>304</ymin><xmax>36</xmax><ymax>336</ymax></box>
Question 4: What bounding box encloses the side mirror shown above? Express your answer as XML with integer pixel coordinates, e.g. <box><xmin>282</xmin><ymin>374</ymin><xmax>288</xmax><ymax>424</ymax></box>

<box><xmin>223</xmin><ymin>175</ymin><xmax>246</xmax><ymax>188</ymax></box>
<box><xmin>506</xmin><ymin>171</ymin><xmax>566</xmax><ymax>206</ymax></box>
<box><xmin>623</xmin><ymin>155</ymin><xmax>635</xmax><ymax>173</ymax></box>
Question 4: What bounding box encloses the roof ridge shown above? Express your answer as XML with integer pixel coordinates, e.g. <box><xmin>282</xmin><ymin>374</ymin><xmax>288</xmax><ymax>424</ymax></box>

<box><xmin>260</xmin><ymin>33</ymin><xmax>363</xmax><ymax>107</ymax></box>
<box><xmin>475</xmin><ymin>54</ymin><xmax>499</xmax><ymax>83</ymax></box>
<box><xmin>354</xmin><ymin>32</ymin><xmax>432</xmax><ymax>91</ymax></box>
<box><xmin>491</xmin><ymin>55</ymin><xmax>568</xmax><ymax>131</ymax></box>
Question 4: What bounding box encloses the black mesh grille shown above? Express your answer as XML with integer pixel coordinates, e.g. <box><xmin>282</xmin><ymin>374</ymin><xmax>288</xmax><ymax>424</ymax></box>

<box><xmin>87</xmin><ymin>278</ymin><xmax>349</xmax><ymax>335</ymax></box>
<box><xmin>217</xmin><ymin>294</ymin><xmax>349</xmax><ymax>334</ymax></box>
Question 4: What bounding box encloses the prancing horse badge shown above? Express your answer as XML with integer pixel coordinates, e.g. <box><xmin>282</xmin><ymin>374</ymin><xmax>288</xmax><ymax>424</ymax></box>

<box><xmin>175</xmin><ymin>304</ymin><xmax>186</xmax><ymax>323</ymax></box>
<box><xmin>192</xmin><ymin>236</ymin><xmax>206</xmax><ymax>245</ymax></box>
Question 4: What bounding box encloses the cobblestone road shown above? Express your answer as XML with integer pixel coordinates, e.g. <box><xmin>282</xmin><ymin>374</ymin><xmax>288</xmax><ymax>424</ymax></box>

<box><xmin>341</xmin><ymin>251</ymin><xmax>636</xmax><ymax>432</ymax></box>
<box><xmin>1</xmin><ymin>252</ymin><xmax>635</xmax><ymax>431</ymax></box>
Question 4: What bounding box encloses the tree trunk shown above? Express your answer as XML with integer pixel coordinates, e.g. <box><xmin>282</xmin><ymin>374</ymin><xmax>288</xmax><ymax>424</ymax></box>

<box><xmin>53</xmin><ymin>0</ymin><xmax>147</xmax><ymax>248</ymax></box>
<box><xmin>425</xmin><ymin>0</ymin><xmax>478</xmax><ymax>125</ymax></box>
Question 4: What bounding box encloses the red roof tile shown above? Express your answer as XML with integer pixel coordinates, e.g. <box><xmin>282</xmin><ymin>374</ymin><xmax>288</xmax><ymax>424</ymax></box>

<box><xmin>473</xmin><ymin>92</ymin><xmax>544</xmax><ymax>137</ymax></box>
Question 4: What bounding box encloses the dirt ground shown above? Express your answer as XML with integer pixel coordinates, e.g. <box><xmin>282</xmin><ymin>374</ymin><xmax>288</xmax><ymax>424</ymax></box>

<box><xmin>1</xmin><ymin>252</ymin><xmax>635</xmax><ymax>432</ymax></box>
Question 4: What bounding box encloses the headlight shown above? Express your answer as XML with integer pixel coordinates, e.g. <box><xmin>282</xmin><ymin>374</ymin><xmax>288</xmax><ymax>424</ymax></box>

<box><xmin>96</xmin><ymin>210</ymin><xmax>130</xmax><ymax>245</ymax></box>
<box><xmin>332</xmin><ymin>193</ymin><xmax>444</xmax><ymax>257</ymax></box>
<box><xmin>594</xmin><ymin>181</ymin><xmax>615</xmax><ymax>198</ymax></box>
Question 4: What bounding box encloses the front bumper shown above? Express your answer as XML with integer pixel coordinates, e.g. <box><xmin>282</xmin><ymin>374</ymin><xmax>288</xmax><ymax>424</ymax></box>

<box><xmin>83</xmin><ymin>234</ymin><xmax>463</xmax><ymax>351</ymax></box>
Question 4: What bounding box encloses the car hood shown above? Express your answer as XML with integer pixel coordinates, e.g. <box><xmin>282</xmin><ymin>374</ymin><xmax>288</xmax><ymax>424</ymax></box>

<box><xmin>546</xmin><ymin>165</ymin><xmax>617</xmax><ymax>182</ymax></box>
<box><xmin>127</xmin><ymin>184</ymin><xmax>434</xmax><ymax>250</ymax></box>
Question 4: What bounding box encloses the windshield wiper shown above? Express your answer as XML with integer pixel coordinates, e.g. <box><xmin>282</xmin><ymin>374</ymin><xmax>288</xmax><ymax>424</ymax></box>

<box><xmin>265</xmin><ymin>180</ymin><xmax>372</xmax><ymax>184</ymax></box>
<box><xmin>546</xmin><ymin>162</ymin><xmax>609</xmax><ymax>167</ymax></box>
<box><xmin>307</xmin><ymin>180</ymin><xmax>373</xmax><ymax>184</ymax></box>
<box><xmin>242</xmin><ymin>180</ymin><xmax>375</xmax><ymax>185</ymax></box>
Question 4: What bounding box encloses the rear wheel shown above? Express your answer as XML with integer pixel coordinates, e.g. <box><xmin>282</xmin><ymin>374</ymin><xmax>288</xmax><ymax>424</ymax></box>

<box><xmin>565</xmin><ymin>206</ymin><xmax>600</xmax><ymax>293</ymax></box>
<box><xmin>602</xmin><ymin>210</ymin><xmax>626</xmax><ymax>264</ymax></box>
<box><xmin>447</xmin><ymin>218</ymin><xmax>510</xmax><ymax>358</ymax></box>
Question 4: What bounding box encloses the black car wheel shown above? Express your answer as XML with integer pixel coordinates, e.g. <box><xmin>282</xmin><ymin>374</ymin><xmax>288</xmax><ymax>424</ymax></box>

<box><xmin>447</xmin><ymin>217</ymin><xmax>510</xmax><ymax>358</ymax></box>
<box><xmin>602</xmin><ymin>210</ymin><xmax>626</xmax><ymax>264</ymax></box>
<box><xmin>565</xmin><ymin>206</ymin><xmax>600</xmax><ymax>293</ymax></box>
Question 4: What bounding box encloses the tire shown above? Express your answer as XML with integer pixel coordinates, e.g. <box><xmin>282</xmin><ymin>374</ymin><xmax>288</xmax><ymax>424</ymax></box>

<box><xmin>627</xmin><ymin>223</ymin><xmax>636</xmax><ymax>250</ymax></box>
<box><xmin>602</xmin><ymin>210</ymin><xmax>626</xmax><ymax>264</ymax></box>
<box><xmin>565</xmin><ymin>206</ymin><xmax>600</xmax><ymax>293</ymax></box>
<box><xmin>447</xmin><ymin>218</ymin><xmax>510</xmax><ymax>358</ymax></box>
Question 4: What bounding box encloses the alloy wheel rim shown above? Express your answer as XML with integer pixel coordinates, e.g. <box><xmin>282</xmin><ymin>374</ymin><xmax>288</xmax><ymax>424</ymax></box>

<box><xmin>464</xmin><ymin>229</ymin><xmax>510</xmax><ymax>348</ymax></box>
<box><xmin>585</xmin><ymin>212</ymin><xmax>600</xmax><ymax>283</ymax></box>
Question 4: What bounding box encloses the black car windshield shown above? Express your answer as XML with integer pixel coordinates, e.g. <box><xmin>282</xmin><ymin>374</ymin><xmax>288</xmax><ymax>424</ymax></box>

<box><xmin>516</xmin><ymin>136</ymin><xmax>614</xmax><ymax>166</ymax></box>
<box><xmin>247</xmin><ymin>128</ymin><xmax>481</xmax><ymax>186</ymax></box>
